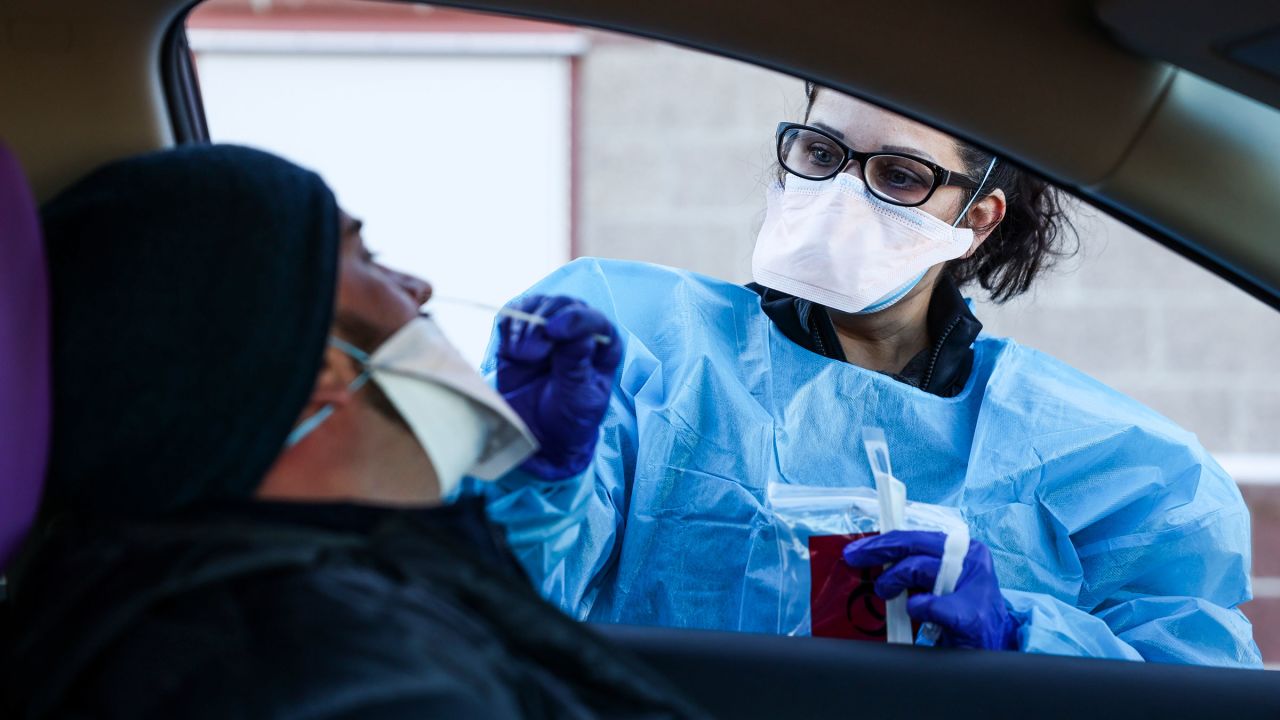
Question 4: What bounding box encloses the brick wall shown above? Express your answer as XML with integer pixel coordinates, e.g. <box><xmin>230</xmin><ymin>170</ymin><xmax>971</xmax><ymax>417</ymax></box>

<box><xmin>578</xmin><ymin>34</ymin><xmax>1280</xmax><ymax>661</ymax></box>
<box><xmin>1241</xmin><ymin>481</ymin><xmax>1280</xmax><ymax>662</ymax></box>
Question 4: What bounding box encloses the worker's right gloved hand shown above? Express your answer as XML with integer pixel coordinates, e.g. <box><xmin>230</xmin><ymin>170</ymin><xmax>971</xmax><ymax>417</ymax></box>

<box><xmin>496</xmin><ymin>295</ymin><xmax>622</xmax><ymax>481</ymax></box>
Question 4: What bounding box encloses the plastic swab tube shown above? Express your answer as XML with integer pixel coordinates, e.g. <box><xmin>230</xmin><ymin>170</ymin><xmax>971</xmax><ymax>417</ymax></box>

<box><xmin>863</xmin><ymin>427</ymin><xmax>915</xmax><ymax>645</ymax></box>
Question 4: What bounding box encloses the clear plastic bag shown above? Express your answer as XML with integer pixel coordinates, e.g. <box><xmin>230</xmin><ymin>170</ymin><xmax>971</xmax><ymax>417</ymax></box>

<box><xmin>768</xmin><ymin>430</ymin><xmax>970</xmax><ymax>644</ymax></box>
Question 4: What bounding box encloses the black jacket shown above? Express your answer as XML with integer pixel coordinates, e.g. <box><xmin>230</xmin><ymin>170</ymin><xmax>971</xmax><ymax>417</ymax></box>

<box><xmin>749</xmin><ymin>274</ymin><xmax>984</xmax><ymax>397</ymax></box>
<box><xmin>0</xmin><ymin>498</ymin><xmax>705</xmax><ymax>720</ymax></box>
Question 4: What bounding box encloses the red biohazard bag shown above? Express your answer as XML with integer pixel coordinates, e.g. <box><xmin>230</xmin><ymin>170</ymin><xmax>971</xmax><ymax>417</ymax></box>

<box><xmin>768</xmin><ymin>483</ymin><xmax>966</xmax><ymax>643</ymax></box>
<box><xmin>809</xmin><ymin>533</ymin><xmax>886</xmax><ymax>640</ymax></box>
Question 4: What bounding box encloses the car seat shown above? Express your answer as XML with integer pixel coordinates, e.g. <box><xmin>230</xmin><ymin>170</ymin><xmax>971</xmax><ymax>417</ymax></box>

<box><xmin>0</xmin><ymin>141</ymin><xmax>50</xmax><ymax>571</ymax></box>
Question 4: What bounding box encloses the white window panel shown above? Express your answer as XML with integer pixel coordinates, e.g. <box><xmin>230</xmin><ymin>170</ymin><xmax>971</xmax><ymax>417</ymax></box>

<box><xmin>195</xmin><ymin>40</ymin><xmax>572</xmax><ymax>365</ymax></box>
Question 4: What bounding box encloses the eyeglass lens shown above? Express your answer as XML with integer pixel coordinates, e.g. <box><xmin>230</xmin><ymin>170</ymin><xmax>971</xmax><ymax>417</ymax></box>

<box><xmin>779</xmin><ymin>126</ymin><xmax>938</xmax><ymax>206</ymax></box>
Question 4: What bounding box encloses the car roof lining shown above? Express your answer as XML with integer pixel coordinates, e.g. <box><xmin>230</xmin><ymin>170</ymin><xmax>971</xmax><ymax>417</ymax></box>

<box><xmin>1</xmin><ymin>0</ymin><xmax>1277</xmax><ymax>307</ymax></box>
<box><xmin>1097</xmin><ymin>0</ymin><xmax>1280</xmax><ymax>115</ymax></box>
<box><xmin>0</xmin><ymin>0</ymin><xmax>180</xmax><ymax>200</ymax></box>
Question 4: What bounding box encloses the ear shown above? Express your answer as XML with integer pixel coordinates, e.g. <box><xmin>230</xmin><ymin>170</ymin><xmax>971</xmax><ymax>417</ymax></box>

<box><xmin>960</xmin><ymin>188</ymin><xmax>1006</xmax><ymax>259</ymax></box>
<box><xmin>309</xmin><ymin>344</ymin><xmax>362</xmax><ymax>407</ymax></box>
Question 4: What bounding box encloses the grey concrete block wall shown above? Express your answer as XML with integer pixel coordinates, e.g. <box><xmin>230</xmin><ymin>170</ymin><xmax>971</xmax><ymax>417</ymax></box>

<box><xmin>577</xmin><ymin>33</ymin><xmax>800</xmax><ymax>280</ymax></box>
<box><xmin>577</xmin><ymin>34</ymin><xmax>1280</xmax><ymax>454</ymax></box>
<box><xmin>976</xmin><ymin>209</ymin><xmax>1280</xmax><ymax>453</ymax></box>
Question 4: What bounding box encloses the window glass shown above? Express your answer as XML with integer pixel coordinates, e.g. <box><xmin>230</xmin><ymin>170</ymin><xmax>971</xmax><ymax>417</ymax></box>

<box><xmin>190</xmin><ymin>2</ymin><xmax>577</xmax><ymax>360</ymax></box>
<box><xmin>189</xmin><ymin>0</ymin><xmax>1280</xmax><ymax>665</ymax></box>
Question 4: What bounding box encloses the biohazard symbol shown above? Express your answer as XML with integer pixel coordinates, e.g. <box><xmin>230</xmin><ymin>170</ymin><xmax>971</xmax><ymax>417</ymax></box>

<box><xmin>845</xmin><ymin>564</ymin><xmax>887</xmax><ymax>638</ymax></box>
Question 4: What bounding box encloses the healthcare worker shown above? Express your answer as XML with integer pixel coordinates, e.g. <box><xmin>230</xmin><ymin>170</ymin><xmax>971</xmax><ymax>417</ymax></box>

<box><xmin>470</xmin><ymin>85</ymin><xmax>1260</xmax><ymax>667</ymax></box>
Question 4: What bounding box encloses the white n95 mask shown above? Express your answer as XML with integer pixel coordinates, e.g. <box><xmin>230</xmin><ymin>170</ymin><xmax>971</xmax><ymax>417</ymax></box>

<box><xmin>752</xmin><ymin>173</ymin><xmax>977</xmax><ymax>314</ymax></box>
<box><xmin>286</xmin><ymin>316</ymin><xmax>537</xmax><ymax>497</ymax></box>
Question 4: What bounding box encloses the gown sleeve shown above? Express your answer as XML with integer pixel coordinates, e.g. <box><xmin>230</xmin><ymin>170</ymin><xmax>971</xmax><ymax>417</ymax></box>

<box><xmin>1004</xmin><ymin>590</ymin><xmax>1258</xmax><ymax>666</ymax></box>
<box><xmin>463</xmin><ymin>337</ymin><xmax>657</xmax><ymax>619</ymax></box>
<box><xmin>989</xmin><ymin>446</ymin><xmax>1260</xmax><ymax>666</ymax></box>
<box><xmin>965</xmin><ymin>342</ymin><xmax>1262</xmax><ymax>667</ymax></box>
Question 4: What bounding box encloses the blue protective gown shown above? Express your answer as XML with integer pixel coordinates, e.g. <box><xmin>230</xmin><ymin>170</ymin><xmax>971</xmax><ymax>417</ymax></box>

<box><xmin>468</xmin><ymin>258</ymin><xmax>1261</xmax><ymax>667</ymax></box>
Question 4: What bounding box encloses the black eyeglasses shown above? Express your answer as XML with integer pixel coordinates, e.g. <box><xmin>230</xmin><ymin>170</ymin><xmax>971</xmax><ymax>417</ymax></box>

<box><xmin>776</xmin><ymin>122</ymin><xmax>982</xmax><ymax>208</ymax></box>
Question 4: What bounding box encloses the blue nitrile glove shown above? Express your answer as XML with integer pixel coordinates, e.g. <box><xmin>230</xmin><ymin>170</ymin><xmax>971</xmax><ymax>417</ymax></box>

<box><xmin>842</xmin><ymin>530</ymin><xmax>1020</xmax><ymax>650</ymax></box>
<box><xmin>496</xmin><ymin>295</ymin><xmax>622</xmax><ymax>480</ymax></box>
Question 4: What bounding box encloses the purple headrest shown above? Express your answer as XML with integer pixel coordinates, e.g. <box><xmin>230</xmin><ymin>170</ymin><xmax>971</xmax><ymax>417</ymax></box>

<box><xmin>0</xmin><ymin>141</ymin><xmax>50</xmax><ymax>570</ymax></box>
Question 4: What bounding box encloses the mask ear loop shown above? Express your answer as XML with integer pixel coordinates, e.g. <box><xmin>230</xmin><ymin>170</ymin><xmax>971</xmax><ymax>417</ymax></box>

<box><xmin>951</xmin><ymin>155</ymin><xmax>999</xmax><ymax>227</ymax></box>
<box><xmin>330</xmin><ymin>336</ymin><xmax>372</xmax><ymax>365</ymax></box>
<box><xmin>283</xmin><ymin>337</ymin><xmax>374</xmax><ymax>448</ymax></box>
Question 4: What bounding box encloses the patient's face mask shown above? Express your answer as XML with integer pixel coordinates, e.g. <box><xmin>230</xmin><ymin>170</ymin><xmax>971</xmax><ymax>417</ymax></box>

<box><xmin>752</xmin><ymin>161</ymin><xmax>995</xmax><ymax>314</ymax></box>
<box><xmin>286</xmin><ymin>316</ymin><xmax>537</xmax><ymax>497</ymax></box>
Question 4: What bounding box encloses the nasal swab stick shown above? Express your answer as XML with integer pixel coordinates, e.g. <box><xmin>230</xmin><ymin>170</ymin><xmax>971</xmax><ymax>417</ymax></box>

<box><xmin>430</xmin><ymin>296</ymin><xmax>613</xmax><ymax>345</ymax></box>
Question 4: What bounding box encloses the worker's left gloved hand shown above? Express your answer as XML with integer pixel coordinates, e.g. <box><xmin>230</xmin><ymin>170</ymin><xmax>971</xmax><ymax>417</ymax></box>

<box><xmin>496</xmin><ymin>295</ymin><xmax>622</xmax><ymax>481</ymax></box>
<box><xmin>842</xmin><ymin>531</ymin><xmax>1020</xmax><ymax>651</ymax></box>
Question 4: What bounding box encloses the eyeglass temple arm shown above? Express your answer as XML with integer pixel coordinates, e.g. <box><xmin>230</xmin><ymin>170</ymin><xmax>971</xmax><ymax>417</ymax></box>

<box><xmin>941</xmin><ymin>170</ymin><xmax>981</xmax><ymax>189</ymax></box>
<box><xmin>946</xmin><ymin>155</ymin><xmax>1000</xmax><ymax>192</ymax></box>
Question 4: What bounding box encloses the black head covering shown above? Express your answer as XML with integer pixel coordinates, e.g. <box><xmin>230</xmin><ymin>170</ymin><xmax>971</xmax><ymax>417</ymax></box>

<box><xmin>39</xmin><ymin>144</ymin><xmax>339</xmax><ymax>518</ymax></box>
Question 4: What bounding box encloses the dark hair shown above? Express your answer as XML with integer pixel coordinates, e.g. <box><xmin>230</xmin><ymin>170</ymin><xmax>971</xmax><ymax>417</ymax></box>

<box><xmin>795</xmin><ymin>83</ymin><xmax>1077</xmax><ymax>303</ymax></box>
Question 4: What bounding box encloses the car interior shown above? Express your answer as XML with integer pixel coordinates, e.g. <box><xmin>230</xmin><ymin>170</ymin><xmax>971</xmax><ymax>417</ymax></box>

<box><xmin>3</xmin><ymin>0</ymin><xmax>1280</xmax><ymax>717</ymax></box>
